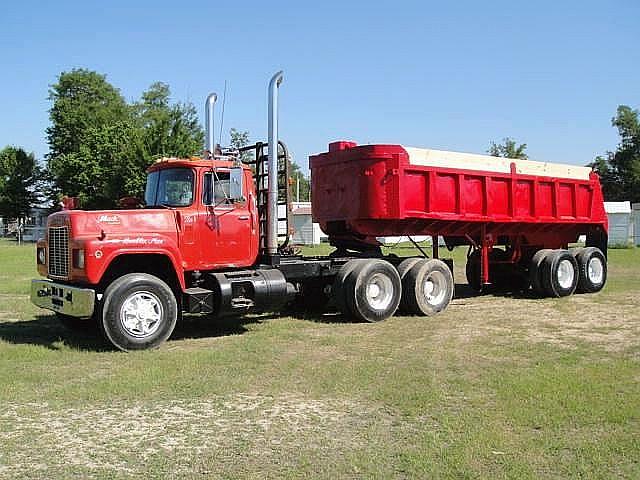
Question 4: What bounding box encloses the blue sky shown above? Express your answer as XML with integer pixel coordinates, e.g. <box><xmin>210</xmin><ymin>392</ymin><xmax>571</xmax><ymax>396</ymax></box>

<box><xmin>1</xmin><ymin>0</ymin><xmax>638</xmax><ymax>173</ymax></box>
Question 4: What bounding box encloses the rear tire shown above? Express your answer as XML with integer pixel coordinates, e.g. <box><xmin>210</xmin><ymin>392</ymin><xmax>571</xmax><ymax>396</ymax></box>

<box><xmin>332</xmin><ymin>259</ymin><xmax>368</xmax><ymax>315</ymax></box>
<box><xmin>465</xmin><ymin>250</ymin><xmax>482</xmax><ymax>292</ymax></box>
<box><xmin>343</xmin><ymin>259</ymin><xmax>401</xmax><ymax>322</ymax></box>
<box><xmin>529</xmin><ymin>249</ymin><xmax>553</xmax><ymax>296</ymax></box>
<box><xmin>101</xmin><ymin>273</ymin><xmax>178</xmax><ymax>351</ymax></box>
<box><xmin>401</xmin><ymin>259</ymin><xmax>454</xmax><ymax>316</ymax></box>
<box><xmin>541</xmin><ymin>250</ymin><xmax>578</xmax><ymax>297</ymax></box>
<box><xmin>397</xmin><ymin>257</ymin><xmax>423</xmax><ymax>280</ymax></box>
<box><xmin>575</xmin><ymin>247</ymin><xmax>607</xmax><ymax>293</ymax></box>
<box><xmin>396</xmin><ymin>257</ymin><xmax>424</xmax><ymax>312</ymax></box>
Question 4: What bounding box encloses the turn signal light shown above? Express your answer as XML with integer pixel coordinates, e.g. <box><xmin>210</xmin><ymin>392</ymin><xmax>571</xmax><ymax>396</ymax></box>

<box><xmin>37</xmin><ymin>247</ymin><xmax>46</xmax><ymax>265</ymax></box>
<box><xmin>72</xmin><ymin>249</ymin><xmax>85</xmax><ymax>269</ymax></box>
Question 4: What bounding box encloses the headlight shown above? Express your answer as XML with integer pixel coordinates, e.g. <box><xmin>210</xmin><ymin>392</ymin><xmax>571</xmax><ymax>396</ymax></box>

<box><xmin>37</xmin><ymin>247</ymin><xmax>46</xmax><ymax>265</ymax></box>
<box><xmin>72</xmin><ymin>249</ymin><xmax>85</xmax><ymax>269</ymax></box>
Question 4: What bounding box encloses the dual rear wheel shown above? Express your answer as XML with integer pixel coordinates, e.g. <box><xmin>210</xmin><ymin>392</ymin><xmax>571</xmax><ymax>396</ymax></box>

<box><xmin>530</xmin><ymin>247</ymin><xmax>606</xmax><ymax>297</ymax></box>
<box><xmin>332</xmin><ymin>258</ymin><xmax>454</xmax><ymax>322</ymax></box>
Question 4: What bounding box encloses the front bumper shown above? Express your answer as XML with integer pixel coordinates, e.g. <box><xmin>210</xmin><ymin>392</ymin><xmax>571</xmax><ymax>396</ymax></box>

<box><xmin>30</xmin><ymin>280</ymin><xmax>95</xmax><ymax>318</ymax></box>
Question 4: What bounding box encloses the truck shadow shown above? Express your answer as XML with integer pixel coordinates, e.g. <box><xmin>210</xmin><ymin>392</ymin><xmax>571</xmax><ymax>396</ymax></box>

<box><xmin>0</xmin><ymin>284</ymin><xmax>540</xmax><ymax>351</ymax></box>
<box><xmin>0</xmin><ymin>315</ymin><xmax>110</xmax><ymax>351</ymax></box>
<box><xmin>170</xmin><ymin>314</ymin><xmax>263</xmax><ymax>341</ymax></box>
<box><xmin>0</xmin><ymin>314</ymin><xmax>266</xmax><ymax>352</ymax></box>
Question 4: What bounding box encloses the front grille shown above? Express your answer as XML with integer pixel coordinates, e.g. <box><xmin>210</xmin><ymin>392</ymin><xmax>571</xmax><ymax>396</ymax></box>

<box><xmin>48</xmin><ymin>226</ymin><xmax>69</xmax><ymax>278</ymax></box>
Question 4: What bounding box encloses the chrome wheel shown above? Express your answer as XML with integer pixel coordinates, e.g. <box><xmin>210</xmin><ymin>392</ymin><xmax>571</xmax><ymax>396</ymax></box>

<box><xmin>120</xmin><ymin>291</ymin><xmax>163</xmax><ymax>338</ymax></box>
<box><xmin>587</xmin><ymin>257</ymin><xmax>604</xmax><ymax>284</ymax></box>
<box><xmin>365</xmin><ymin>273</ymin><xmax>394</xmax><ymax>311</ymax></box>
<box><xmin>423</xmin><ymin>271</ymin><xmax>447</xmax><ymax>306</ymax></box>
<box><xmin>556</xmin><ymin>259</ymin><xmax>575</xmax><ymax>290</ymax></box>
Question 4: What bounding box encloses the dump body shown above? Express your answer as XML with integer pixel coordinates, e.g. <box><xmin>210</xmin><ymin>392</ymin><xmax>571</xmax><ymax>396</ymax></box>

<box><xmin>310</xmin><ymin>141</ymin><xmax>607</xmax><ymax>249</ymax></box>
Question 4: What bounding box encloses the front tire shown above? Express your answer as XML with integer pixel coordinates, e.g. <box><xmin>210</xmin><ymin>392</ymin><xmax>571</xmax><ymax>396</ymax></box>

<box><xmin>101</xmin><ymin>273</ymin><xmax>178</xmax><ymax>351</ymax></box>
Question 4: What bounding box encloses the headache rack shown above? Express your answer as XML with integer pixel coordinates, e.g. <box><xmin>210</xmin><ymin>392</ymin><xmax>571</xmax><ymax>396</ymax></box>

<box><xmin>238</xmin><ymin>140</ymin><xmax>292</xmax><ymax>259</ymax></box>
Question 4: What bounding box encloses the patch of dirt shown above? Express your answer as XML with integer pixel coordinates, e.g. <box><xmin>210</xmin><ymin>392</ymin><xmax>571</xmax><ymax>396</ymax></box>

<box><xmin>443</xmin><ymin>291</ymin><xmax>640</xmax><ymax>353</ymax></box>
<box><xmin>0</xmin><ymin>394</ymin><xmax>393</xmax><ymax>478</ymax></box>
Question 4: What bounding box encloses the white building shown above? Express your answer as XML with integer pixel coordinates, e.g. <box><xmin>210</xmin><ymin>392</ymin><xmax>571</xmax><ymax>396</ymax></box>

<box><xmin>279</xmin><ymin>202</ymin><xmax>327</xmax><ymax>246</ymax></box>
<box><xmin>604</xmin><ymin>201</ymin><xmax>633</xmax><ymax>246</ymax></box>
<box><xmin>632</xmin><ymin>203</ymin><xmax>640</xmax><ymax>246</ymax></box>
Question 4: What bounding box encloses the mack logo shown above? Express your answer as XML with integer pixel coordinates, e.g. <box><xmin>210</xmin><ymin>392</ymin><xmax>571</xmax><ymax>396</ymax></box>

<box><xmin>97</xmin><ymin>215</ymin><xmax>121</xmax><ymax>225</ymax></box>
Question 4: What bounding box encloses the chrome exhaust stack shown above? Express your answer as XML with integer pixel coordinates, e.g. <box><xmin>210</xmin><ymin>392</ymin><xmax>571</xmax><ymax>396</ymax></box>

<box><xmin>266</xmin><ymin>71</ymin><xmax>283</xmax><ymax>256</ymax></box>
<box><xmin>204</xmin><ymin>93</ymin><xmax>217</xmax><ymax>159</ymax></box>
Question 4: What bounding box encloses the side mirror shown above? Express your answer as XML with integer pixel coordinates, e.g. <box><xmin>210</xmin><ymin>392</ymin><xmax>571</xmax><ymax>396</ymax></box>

<box><xmin>229</xmin><ymin>167</ymin><xmax>244</xmax><ymax>201</ymax></box>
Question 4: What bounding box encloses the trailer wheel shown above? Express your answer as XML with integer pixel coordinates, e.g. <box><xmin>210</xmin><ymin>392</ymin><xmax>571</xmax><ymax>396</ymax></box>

<box><xmin>396</xmin><ymin>257</ymin><xmax>424</xmax><ymax>312</ymax></box>
<box><xmin>465</xmin><ymin>251</ymin><xmax>482</xmax><ymax>292</ymax></box>
<box><xmin>575</xmin><ymin>247</ymin><xmax>607</xmax><ymax>293</ymax></box>
<box><xmin>401</xmin><ymin>259</ymin><xmax>454</xmax><ymax>316</ymax></box>
<box><xmin>101</xmin><ymin>273</ymin><xmax>177</xmax><ymax>351</ymax></box>
<box><xmin>466</xmin><ymin>249</ymin><xmax>515</xmax><ymax>292</ymax></box>
<box><xmin>529</xmin><ymin>249</ymin><xmax>553</xmax><ymax>296</ymax></box>
<box><xmin>344</xmin><ymin>259</ymin><xmax>401</xmax><ymax>322</ymax></box>
<box><xmin>332</xmin><ymin>259</ymin><xmax>368</xmax><ymax>315</ymax></box>
<box><xmin>397</xmin><ymin>257</ymin><xmax>423</xmax><ymax>280</ymax></box>
<box><xmin>541</xmin><ymin>250</ymin><xmax>578</xmax><ymax>297</ymax></box>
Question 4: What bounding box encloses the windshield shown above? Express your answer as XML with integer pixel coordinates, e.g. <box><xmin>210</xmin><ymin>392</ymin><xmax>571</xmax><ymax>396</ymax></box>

<box><xmin>144</xmin><ymin>168</ymin><xmax>195</xmax><ymax>207</ymax></box>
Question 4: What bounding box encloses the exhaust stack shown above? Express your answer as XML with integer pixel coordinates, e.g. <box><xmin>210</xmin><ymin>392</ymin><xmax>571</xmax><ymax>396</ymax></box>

<box><xmin>266</xmin><ymin>71</ymin><xmax>284</xmax><ymax>256</ymax></box>
<box><xmin>204</xmin><ymin>93</ymin><xmax>217</xmax><ymax>158</ymax></box>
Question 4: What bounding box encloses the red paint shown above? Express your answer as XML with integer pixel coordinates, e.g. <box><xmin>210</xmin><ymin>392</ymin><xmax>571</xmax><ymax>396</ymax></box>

<box><xmin>310</xmin><ymin>142</ymin><xmax>607</xmax><ymax>249</ymax></box>
<box><xmin>39</xmin><ymin>159</ymin><xmax>259</xmax><ymax>288</ymax></box>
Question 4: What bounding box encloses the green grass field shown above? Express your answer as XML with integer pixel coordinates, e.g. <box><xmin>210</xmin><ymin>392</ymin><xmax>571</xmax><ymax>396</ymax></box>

<box><xmin>0</xmin><ymin>239</ymin><xmax>638</xmax><ymax>479</ymax></box>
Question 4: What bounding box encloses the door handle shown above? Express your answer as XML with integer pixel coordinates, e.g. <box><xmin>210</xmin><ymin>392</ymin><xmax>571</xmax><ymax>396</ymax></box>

<box><xmin>238</xmin><ymin>215</ymin><xmax>250</xmax><ymax>220</ymax></box>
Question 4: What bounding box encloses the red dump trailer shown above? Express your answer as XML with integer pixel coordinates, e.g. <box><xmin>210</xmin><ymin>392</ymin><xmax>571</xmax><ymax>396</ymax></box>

<box><xmin>31</xmin><ymin>71</ymin><xmax>609</xmax><ymax>351</ymax></box>
<box><xmin>310</xmin><ymin>141</ymin><xmax>608</xmax><ymax>295</ymax></box>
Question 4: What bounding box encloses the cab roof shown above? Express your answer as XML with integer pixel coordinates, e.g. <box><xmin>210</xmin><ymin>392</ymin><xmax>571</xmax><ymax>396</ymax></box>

<box><xmin>146</xmin><ymin>156</ymin><xmax>250</xmax><ymax>172</ymax></box>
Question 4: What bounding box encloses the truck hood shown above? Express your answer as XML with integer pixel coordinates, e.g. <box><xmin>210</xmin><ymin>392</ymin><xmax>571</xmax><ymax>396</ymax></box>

<box><xmin>48</xmin><ymin>209</ymin><xmax>179</xmax><ymax>243</ymax></box>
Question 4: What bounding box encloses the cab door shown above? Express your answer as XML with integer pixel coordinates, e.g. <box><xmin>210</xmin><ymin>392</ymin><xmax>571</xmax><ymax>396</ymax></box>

<box><xmin>197</xmin><ymin>170</ymin><xmax>254</xmax><ymax>269</ymax></box>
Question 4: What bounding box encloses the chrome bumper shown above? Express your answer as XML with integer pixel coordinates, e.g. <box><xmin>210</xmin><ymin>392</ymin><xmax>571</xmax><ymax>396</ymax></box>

<box><xmin>30</xmin><ymin>280</ymin><xmax>95</xmax><ymax>318</ymax></box>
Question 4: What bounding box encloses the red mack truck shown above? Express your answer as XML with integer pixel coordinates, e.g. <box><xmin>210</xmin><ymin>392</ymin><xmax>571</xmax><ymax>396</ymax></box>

<box><xmin>31</xmin><ymin>72</ymin><xmax>609</xmax><ymax>351</ymax></box>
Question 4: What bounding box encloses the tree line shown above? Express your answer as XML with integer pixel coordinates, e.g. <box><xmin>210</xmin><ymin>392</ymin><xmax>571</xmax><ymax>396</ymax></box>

<box><xmin>0</xmin><ymin>68</ymin><xmax>638</xmax><ymax>221</ymax></box>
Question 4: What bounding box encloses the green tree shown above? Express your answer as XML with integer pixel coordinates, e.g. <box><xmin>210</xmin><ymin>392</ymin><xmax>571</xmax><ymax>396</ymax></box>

<box><xmin>46</xmin><ymin>70</ymin><xmax>205</xmax><ymax>208</ymax></box>
<box><xmin>46</xmin><ymin>69</ymin><xmax>129</xmax><ymax>159</ymax></box>
<box><xmin>289</xmin><ymin>162</ymin><xmax>310</xmax><ymax>202</ymax></box>
<box><xmin>591</xmin><ymin>105</ymin><xmax>640</xmax><ymax>202</ymax></box>
<box><xmin>135</xmin><ymin>82</ymin><xmax>203</xmax><ymax>158</ymax></box>
<box><xmin>230</xmin><ymin>128</ymin><xmax>252</xmax><ymax>163</ymax></box>
<box><xmin>228</xmin><ymin>128</ymin><xmax>311</xmax><ymax>201</ymax></box>
<box><xmin>0</xmin><ymin>147</ymin><xmax>41</xmax><ymax>220</ymax></box>
<box><xmin>488</xmin><ymin>137</ymin><xmax>528</xmax><ymax>160</ymax></box>
<box><xmin>51</xmin><ymin>122</ymin><xmax>147</xmax><ymax>210</ymax></box>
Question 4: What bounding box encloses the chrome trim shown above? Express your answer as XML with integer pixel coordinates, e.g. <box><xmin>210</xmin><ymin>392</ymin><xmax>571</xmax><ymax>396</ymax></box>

<box><xmin>205</xmin><ymin>93</ymin><xmax>217</xmax><ymax>158</ymax></box>
<box><xmin>30</xmin><ymin>279</ymin><xmax>95</xmax><ymax>318</ymax></box>
<box><xmin>48</xmin><ymin>226</ymin><xmax>69</xmax><ymax>279</ymax></box>
<box><xmin>267</xmin><ymin>70</ymin><xmax>284</xmax><ymax>255</ymax></box>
